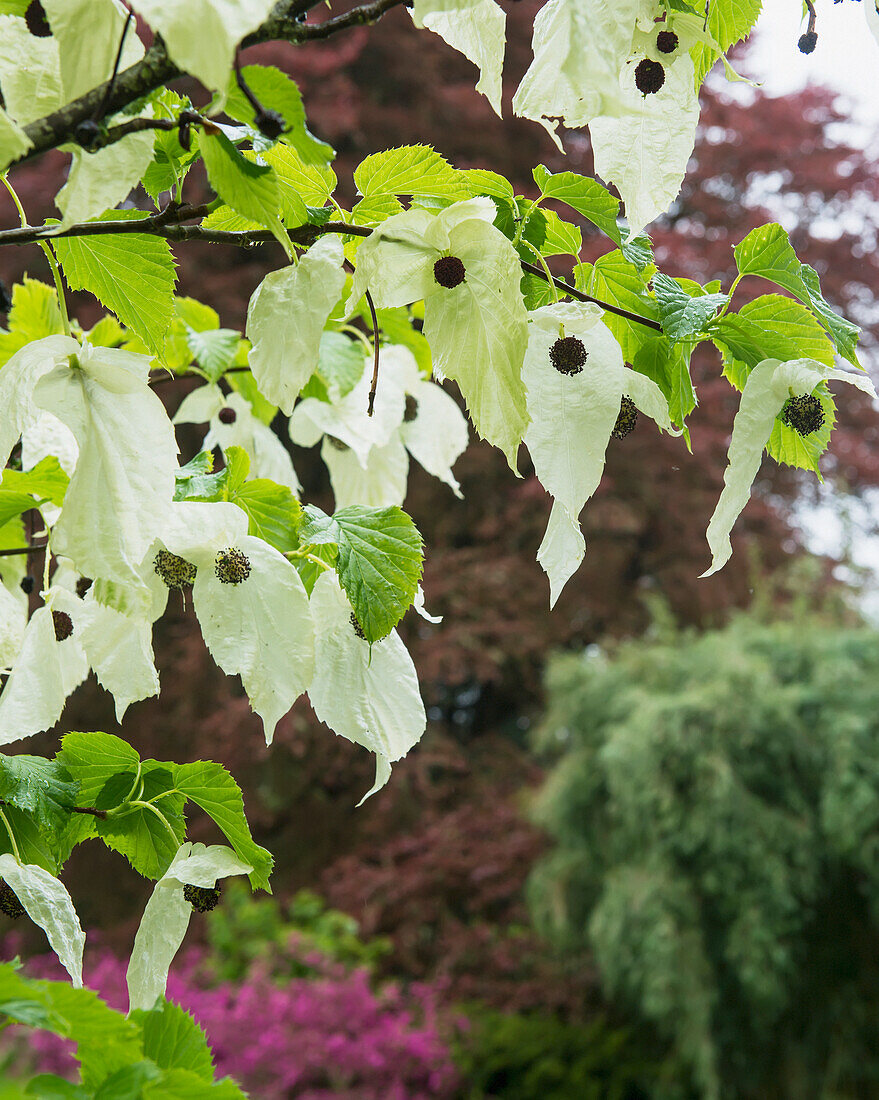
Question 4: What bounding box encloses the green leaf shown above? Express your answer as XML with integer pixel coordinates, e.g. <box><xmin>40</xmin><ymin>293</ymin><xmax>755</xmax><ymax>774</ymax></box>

<box><xmin>651</xmin><ymin>273</ymin><xmax>728</xmax><ymax>341</ymax></box>
<box><xmin>95</xmin><ymin>766</ymin><xmax>186</xmax><ymax>880</ymax></box>
<box><xmin>172</xmin><ymin>761</ymin><xmax>273</xmax><ymax>891</ymax></box>
<box><xmin>537</xmin><ymin>209</ymin><xmax>581</xmax><ymax>259</ymax></box>
<box><xmin>633</xmin><ymin>338</ymin><xmax>698</xmax><ymax>432</ymax></box>
<box><xmin>463</xmin><ymin>168</ymin><xmax>515</xmax><ymax>200</ymax></box>
<box><xmin>733</xmin><ymin>223</ymin><xmax>860</xmax><ymax>364</ymax></box>
<box><xmin>0</xmin><ymin>456</ymin><xmax>69</xmax><ymax>506</ymax></box>
<box><xmin>175</xmin><ymin>451</ymin><xmax>215</xmax><ymax>487</ymax></box>
<box><xmin>354</xmin><ymin>145</ymin><xmax>469</xmax><ymax>200</ymax></box>
<box><xmin>7</xmin><ymin>277</ymin><xmax>64</xmax><ymax>340</ymax></box>
<box><xmin>144</xmin><ymin>1070</ymin><xmax>247</xmax><ymax>1100</ymax></box>
<box><xmin>0</xmin><ymin>754</ymin><xmax>77</xmax><ymax>831</ymax></box>
<box><xmin>185</xmin><ymin>327</ymin><xmax>240</xmax><ymax>382</ymax></box>
<box><xmin>290</xmin><ymin>540</ymin><xmax>337</xmax><ymax>595</ymax></box>
<box><xmin>141</xmin><ymin>90</ymin><xmax>198</xmax><ymax>202</ymax></box>
<box><xmin>0</xmin><ymin>489</ymin><xmax>45</xmax><ymax>528</ymax></box>
<box><xmin>306</xmin><ymin>505</ymin><xmax>424</xmax><ymax>643</ymax></box>
<box><xmin>135</xmin><ymin>999</ymin><xmax>214</xmax><ymax>1082</ymax></box>
<box><xmin>575</xmin><ymin>253</ymin><xmax>660</xmax><ymax>361</ymax></box>
<box><xmin>263</xmin><ymin>143</ymin><xmax>336</xmax><ymax>207</ymax></box>
<box><xmin>57</xmin><ymin>732</ymin><xmax>141</xmax><ymax>807</ymax></box>
<box><xmin>532</xmin><ymin>165</ymin><xmax>622</xmax><ymax>242</ymax></box>
<box><xmin>52</xmin><ymin>211</ymin><xmax>177</xmax><ymax>353</ymax></box>
<box><xmin>25</xmin><ymin>1074</ymin><xmax>90</xmax><ymax>1100</ymax></box>
<box><xmin>197</xmin><ymin>128</ymin><xmax>285</xmax><ymax>244</ymax></box>
<box><xmin>227</xmin><ymin>370</ymin><xmax>277</xmax><ymax>425</ymax></box>
<box><xmin>300</xmin><ymin>332</ymin><xmax>367</xmax><ymax>402</ymax></box>
<box><xmin>222</xmin><ymin>64</ymin><xmax>334</xmax><ymax>166</ymax></box>
<box><xmin>93</xmin><ymin>1062</ymin><xmax>162</xmax><ymax>1100</ymax></box>
<box><xmin>710</xmin><ymin>294</ymin><xmax>835</xmax><ymax>378</ymax></box>
<box><xmin>174</xmin><ymin>446</ymin><xmax>250</xmax><ymax>503</ymax></box>
<box><xmin>232</xmin><ymin>479</ymin><xmax>303</xmax><ymax>553</ymax></box>
<box><xmin>352</xmin><ymin>193</ymin><xmax>405</xmax><ymax>226</ymax></box>
<box><xmin>0</xmin><ymin>805</ymin><xmax>61</xmax><ymax>873</ymax></box>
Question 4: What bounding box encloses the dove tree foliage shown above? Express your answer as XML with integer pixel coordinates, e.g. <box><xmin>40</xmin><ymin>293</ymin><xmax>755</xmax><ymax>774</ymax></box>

<box><xmin>0</xmin><ymin>0</ymin><xmax>874</xmax><ymax>1090</ymax></box>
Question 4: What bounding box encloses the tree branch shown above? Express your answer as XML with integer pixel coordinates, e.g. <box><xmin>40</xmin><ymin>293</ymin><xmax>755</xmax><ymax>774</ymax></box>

<box><xmin>520</xmin><ymin>261</ymin><xmax>663</xmax><ymax>332</ymax></box>
<box><xmin>12</xmin><ymin>0</ymin><xmax>407</xmax><ymax>167</ymax></box>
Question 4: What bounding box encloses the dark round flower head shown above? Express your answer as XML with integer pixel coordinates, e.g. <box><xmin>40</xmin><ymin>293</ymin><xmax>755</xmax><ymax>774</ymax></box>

<box><xmin>183</xmin><ymin>882</ymin><xmax>221</xmax><ymax>913</ymax></box>
<box><xmin>215</xmin><ymin>547</ymin><xmax>251</xmax><ymax>585</ymax></box>
<box><xmin>798</xmin><ymin>30</ymin><xmax>818</xmax><ymax>54</ymax></box>
<box><xmin>780</xmin><ymin>393</ymin><xmax>824</xmax><ymax>436</ymax></box>
<box><xmin>255</xmin><ymin>109</ymin><xmax>286</xmax><ymax>140</ymax></box>
<box><xmin>0</xmin><ymin>879</ymin><xmax>25</xmax><ymax>919</ymax></box>
<box><xmin>656</xmin><ymin>29</ymin><xmax>679</xmax><ymax>53</ymax></box>
<box><xmin>350</xmin><ymin>611</ymin><xmax>367</xmax><ymax>640</ymax></box>
<box><xmin>218</xmin><ymin>406</ymin><xmax>237</xmax><ymax>425</ymax></box>
<box><xmin>403</xmin><ymin>394</ymin><xmax>419</xmax><ymax>423</ymax></box>
<box><xmin>549</xmin><ymin>336</ymin><xmax>588</xmax><ymax>376</ymax></box>
<box><xmin>154</xmin><ymin>549</ymin><xmax>197</xmax><ymax>590</ymax></box>
<box><xmin>433</xmin><ymin>256</ymin><xmax>466</xmax><ymax>289</ymax></box>
<box><xmin>19</xmin><ymin>575</ymin><xmax>35</xmax><ymax>595</ymax></box>
<box><xmin>0</xmin><ymin>280</ymin><xmax>12</xmax><ymax>314</ymax></box>
<box><xmin>635</xmin><ymin>58</ymin><xmax>666</xmax><ymax>95</ymax></box>
<box><xmin>327</xmin><ymin>435</ymin><xmax>350</xmax><ymax>452</ymax></box>
<box><xmin>52</xmin><ymin>610</ymin><xmax>73</xmax><ymax>642</ymax></box>
<box><xmin>611</xmin><ymin>395</ymin><xmax>639</xmax><ymax>439</ymax></box>
<box><xmin>73</xmin><ymin>119</ymin><xmax>103</xmax><ymax>153</ymax></box>
<box><xmin>25</xmin><ymin>1</ymin><xmax>51</xmax><ymax>36</ymax></box>
<box><xmin>76</xmin><ymin>576</ymin><xmax>93</xmax><ymax>599</ymax></box>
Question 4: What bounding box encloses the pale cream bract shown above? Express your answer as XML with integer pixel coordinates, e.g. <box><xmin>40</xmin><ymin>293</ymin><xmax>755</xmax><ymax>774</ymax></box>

<box><xmin>126</xmin><ymin>843</ymin><xmax>254</xmax><ymax>1012</ymax></box>
<box><xmin>410</xmin><ymin>0</ymin><xmax>506</xmax><ymax>116</ymax></box>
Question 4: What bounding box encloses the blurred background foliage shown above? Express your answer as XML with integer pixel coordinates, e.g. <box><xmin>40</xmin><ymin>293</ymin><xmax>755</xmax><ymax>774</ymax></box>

<box><xmin>2</xmin><ymin>4</ymin><xmax>879</xmax><ymax>1097</ymax></box>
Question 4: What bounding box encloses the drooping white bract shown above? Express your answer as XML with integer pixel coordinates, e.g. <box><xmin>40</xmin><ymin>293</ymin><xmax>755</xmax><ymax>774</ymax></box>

<box><xmin>0</xmin><ymin>579</ymin><xmax>27</xmax><ymax>670</ymax></box>
<box><xmin>43</xmin><ymin>0</ymin><xmax>143</xmax><ymax>102</ymax></box>
<box><xmin>0</xmin><ymin>16</ymin><xmax>62</xmax><ymax>125</ymax></box>
<box><xmin>348</xmin><ymin>198</ymin><xmax>528</xmax><ymax>470</ymax></box>
<box><xmin>131</xmin><ymin>0</ymin><xmax>277</xmax><ymax>96</ymax></box>
<box><xmin>32</xmin><ymin>342</ymin><xmax>178</xmax><ymax>587</ymax></box>
<box><xmin>523</xmin><ymin>302</ymin><xmax>678</xmax><ymax>606</ymax></box>
<box><xmin>126</xmin><ymin>843</ymin><xmax>253</xmax><ymax>1013</ymax></box>
<box><xmin>143</xmin><ymin>501</ymin><xmax>315</xmax><ymax>742</ymax></box>
<box><xmin>702</xmin><ymin>359</ymin><xmax>878</xmax><ymax>578</ymax></box>
<box><xmin>512</xmin><ymin>0</ymin><xmax>641</xmax><ymax>147</ymax></box>
<box><xmin>246</xmin><ymin>236</ymin><xmax>347</xmax><ymax>415</ymax></box>
<box><xmin>173</xmin><ymin>386</ymin><xmax>300</xmax><ymax>493</ymax></box>
<box><xmin>868</xmin><ymin>0</ymin><xmax>879</xmax><ymax>49</ymax></box>
<box><xmin>410</xmin><ymin>0</ymin><xmax>506</xmax><ymax>116</ymax></box>
<box><xmin>0</xmin><ymin>855</ymin><xmax>85</xmax><ymax>986</ymax></box>
<box><xmin>590</xmin><ymin>45</ymin><xmax>699</xmax><ymax>238</ymax></box>
<box><xmin>307</xmin><ymin>571</ymin><xmax>426</xmax><ymax>803</ymax></box>
<box><xmin>291</xmin><ymin>344</ymin><xmax>467</xmax><ymax>508</ymax></box>
<box><xmin>0</xmin><ymin>107</ymin><xmax>30</xmax><ymax>171</ymax></box>
<box><xmin>0</xmin><ymin>592</ymin><xmax>89</xmax><ymax>743</ymax></box>
<box><xmin>0</xmin><ymin>336</ymin><xmax>79</xmax><ymax>471</ymax></box>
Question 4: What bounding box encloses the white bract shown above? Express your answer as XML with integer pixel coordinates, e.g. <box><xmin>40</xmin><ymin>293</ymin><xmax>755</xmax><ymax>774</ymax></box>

<box><xmin>131</xmin><ymin>0</ymin><xmax>276</xmax><ymax>96</ymax></box>
<box><xmin>0</xmin><ymin>855</ymin><xmax>85</xmax><ymax>986</ymax></box>
<box><xmin>307</xmin><ymin>571</ymin><xmax>426</xmax><ymax>803</ymax></box>
<box><xmin>173</xmin><ymin>387</ymin><xmax>300</xmax><ymax>493</ymax></box>
<box><xmin>523</xmin><ymin>302</ymin><xmax>678</xmax><ymax>605</ymax></box>
<box><xmin>42</xmin><ymin>0</ymin><xmax>143</xmax><ymax>103</ymax></box>
<box><xmin>246</xmin><ymin>236</ymin><xmax>346</xmax><ymax>414</ymax></box>
<box><xmin>32</xmin><ymin>342</ymin><xmax>178</xmax><ymax>586</ymax></box>
<box><xmin>292</xmin><ymin>345</ymin><xmax>467</xmax><ymax>508</ymax></box>
<box><xmin>0</xmin><ymin>336</ymin><xmax>79</xmax><ymax>470</ymax></box>
<box><xmin>410</xmin><ymin>0</ymin><xmax>506</xmax><ymax>116</ymax></box>
<box><xmin>348</xmin><ymin>198</ymin><xmax>528</xmax><ymax>469</ymax></box>
<box><xmin>143</xmin><ymin>501</ymin><xmax>315</xmax><ymax>742</ymax></box>
<box><xmin>702</xmin><ymin>359</ymin><xmax>878</xmax><ymax>577</ymax></box>
<box><xmin>513</xmin><ymin>0</ymin><xmax>640</xmax><ymax>146</ymax></box>
<box><xmin>126</xmin><ymin>843</ymin><xmax>253</xmax><ymax>1012</ymax></box>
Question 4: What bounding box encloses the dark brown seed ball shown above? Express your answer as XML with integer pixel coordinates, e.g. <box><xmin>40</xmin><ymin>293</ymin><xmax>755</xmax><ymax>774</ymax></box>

<box><xmin>183</xmin><ymin>882</ymin><xmax>221</xmax><ymax>913</ymax></box>
<box><xmin>255</xmin><ymin>109</ymin><xmax>286</xmax><ymax>140</ymax></box>
<box><xmin>350</xmin><ymin>611</ymin><xmax>367</xmax><ymax>640</ymax></box>
<box><xmin>433</xmin><ymin>256</ymin><xmax>466</xmax><ymax>289</ymax></box>
<box><xmin>656</xmin><ymin>30</ymin><xmax>679</xmax><ymax>53</ymax></box>
<box><xmin>218</xmin><ymin>406</ymin><xmax>237</xmax><ymax>425</ymax></box>
<box><xmin>635</xmin><ymin>59</ymin><xmax>666</xmax><ymax>95</ymax></box>
<box><xmin>19</xmin><ymin>575</ymin><xmax>35</xmax><ymax>595</ymax></box>
<box><xmin>403</xmin><ymin>394</ymin><xmax>419</xmax><ymax>423</ymax></box>
<box><xmin>798</xmin><ymin>31</ymin><xmax>818</xmax><ymax>54</ymax></box>
<box><xmin>76</xmin><ymin>576</ymin><xmax>93</xmax><ymax>599</ymax></box>
<box><xmin>780</xmin><ymin>393</ymin><xmax>824</xmax><ymax>436</ymax></box>
<box><xmin>215</xmin><ymin>547</ymin><xmax>251</xmax><ymax>585</ymax></box>
<box><xmin>24</xmin><ymin>1</ymin><xmax>51</xmax><ymax>36</ymax></box>
<box><xmin>73</xmin><ymin>119</ymin><xmax>102</xmax><ymax>152</ymax></box>
<box><xmin>0</xmin><ymin>879</ymin><xmax>25</xmax><ymax>919</ymax></box>
<box><xmin>154</xmin><ymin>549</ymin><xmax>197</xmax><ymax>590</ymax></box>
<box><xmin>52</xmin><ymin>610</ymin><xmax>73</xmax><ymax>642</ymax></box>
<box><xmin>611</xmin><ymin>395</ymin><xmax>639</xmax><ymax>439</ymax></box>
<box><xmin>549</xmin><ymin>336</ymin><xmax>588</xmax><ymax>376</ymax></box>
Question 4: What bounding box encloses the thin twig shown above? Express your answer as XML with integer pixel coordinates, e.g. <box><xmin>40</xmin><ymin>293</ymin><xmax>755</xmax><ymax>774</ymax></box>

<box><xmin>94</xmin><ymin>6</ymin><xmax>135</xmax><ymax>122</ymax></box>
<box><xmin>364</xmin><ymin>289</ymin><xmax>381</xmax><ymax>416</ymax></box>
<box><xmin>69</xmin><ymin>806</ymin><xmax>108</xmax><ymax>819</ymax></box>
<box><xmin>0</xmin><ymin>543</ymin><xmax>46</xmax><ymax>558</ymax></box>
<box><xmin>520</xmin><ymin>261</ymin><xmax>663</xmax><ymax>332</ymax></box>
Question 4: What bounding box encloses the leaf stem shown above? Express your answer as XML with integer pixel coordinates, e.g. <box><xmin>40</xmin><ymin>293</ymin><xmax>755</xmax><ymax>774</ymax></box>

<box><xmin>123</xmin><ymin>800</ymin><xmax>181</xmax><ymax>847</ymax></box>
<box><xmin>0</xmin><ymin>807</ymin><xmax>23</xmax><ymax>864</ymax></box>
<box><xmin>524</xmin><ymin>242</ymin><xmax>559</xmax><ymax>304</ymax></box>
<box><xmin>364</xmin><ymin>289</ymin><xmax>381</xmax><ymax>416</ymax></box>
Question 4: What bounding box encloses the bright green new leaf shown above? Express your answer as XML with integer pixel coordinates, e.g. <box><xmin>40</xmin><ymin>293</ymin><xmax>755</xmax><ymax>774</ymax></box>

<box><xmin>301</xmin><ymin>332</ymin><xmax>368</xmax><ymax>403</ymax></box>
<box><xmin>53</xmin><ymin>212</ymin><xmax>177</xmax><ymax>353</ymax></box>
<box><xmin>57</xmin><ymin>731</ymin><xmax>141</xmax><ymax>806</ymax></box>
<box><xmin>532</xmin><ymin>165</ymin><xmax>622</xmax><ymax>242</ymax></box>
<box><xmin>95</xmin><ymin>765</ymin><xmax>186</xmax><ymax>879</ymax></box>
<box><xmin>354</xmin><ymin>145</ymin><xmax>469</xmax><ymax>200</ymax></box>
<box><xmin>173</xmin><ymin>761</ymin><xmax>273</xmax><ymax>891</ymax></box>
<box><xmin>232</xmin><ymin>479</ymin><xmax>302</xmax><ymax>553</ymax></box>
<box><xmin>0</xmin><ymin>754</ymin><xmax>77</xmax><ymax>831</ymax></box>
<box><xmin>184</xmin><ymin>327</ymin><xmax>240</xmax><ymax>382</ymax></box>
<box><xmin>136</xmin><ymin>999</ymin><xmax>215</xmax><ymax>1082</ymax></box>
<box><xmin>223</xmin><ymin>64</ymin><xmax>333</xmax><ymax>165</ymax></box>
<box><xmin>1</xmin><ymin>456</ymin><xmax>70</xmax><ymax>507</ymax></box>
